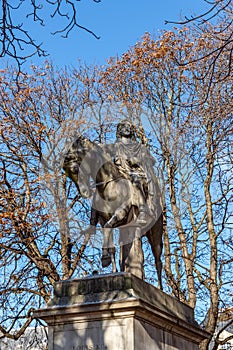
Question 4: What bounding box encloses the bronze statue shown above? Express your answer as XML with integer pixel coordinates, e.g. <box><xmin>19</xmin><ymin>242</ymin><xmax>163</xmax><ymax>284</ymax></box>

<box><xmin>104</xmin><ymin>119</ymin><xmax>158</xmax><ymax>224</ymax></box>
<box><xmin>63</xmin><ymin>121</ymin><xmax>163</xmax><ymax>288</ymax></box>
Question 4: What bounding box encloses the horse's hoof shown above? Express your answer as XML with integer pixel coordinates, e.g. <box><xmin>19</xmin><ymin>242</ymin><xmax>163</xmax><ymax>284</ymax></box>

<box><xmin>101</xmin><ymin>254</ymin><xmax>111</xmax><ymax>267</ymax></box>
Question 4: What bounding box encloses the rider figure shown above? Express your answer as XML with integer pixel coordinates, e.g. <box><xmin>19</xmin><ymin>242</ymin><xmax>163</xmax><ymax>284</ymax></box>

<box><xmin>113</xmin><ymin>119</ymin><xmax>156</xmax><ymax>225</ymax></box>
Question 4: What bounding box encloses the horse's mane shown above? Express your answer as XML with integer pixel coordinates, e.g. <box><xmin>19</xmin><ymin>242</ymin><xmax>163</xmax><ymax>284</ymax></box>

<box><xmin>67</xmin><ymin>136</ymin><xmax>128</xmax><ymax>180</ymax></box>
<box><xmin>93</xmin><ymin>142</ymin><xmax>124</xmax><ymax>179</ymax></box>
<box><xmin>83</xmin><ymin>138</ymin><xmax>130</xmax><ymax>180</ymax></box>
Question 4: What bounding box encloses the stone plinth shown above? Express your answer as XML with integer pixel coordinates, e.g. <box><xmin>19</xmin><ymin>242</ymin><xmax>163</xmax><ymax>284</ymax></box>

<box><xmin>33</xmin><ymin>273</ymin><xmax>209</xmax><ymax>350</ymax></box>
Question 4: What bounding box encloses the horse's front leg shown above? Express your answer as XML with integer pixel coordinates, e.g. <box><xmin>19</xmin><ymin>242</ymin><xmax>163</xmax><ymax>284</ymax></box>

<box><xmin>81</xmin><ymin>224</ymin><xmax>96</xmax><ymax>236</ymax></box>
<box><xmin>80</xmin><ymin>206</ymin><xmax>98</xmax><ymax>251</ymax></box>
<box><xmin>101</xmin><ymin>227</ymin><xmax>117</xmax><ymax>272</ymax></box>
<box><xmin>81</xmin><ymin>205</ymin><xmax>98</xmax><ymax>235</ymax></box>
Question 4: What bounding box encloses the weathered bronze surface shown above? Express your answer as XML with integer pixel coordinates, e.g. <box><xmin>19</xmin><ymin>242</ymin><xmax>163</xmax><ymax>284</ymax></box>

<box><xmin>63</xmin><ymin>121</ymin><xmax>163</xmax><ymax>288</ymax></box>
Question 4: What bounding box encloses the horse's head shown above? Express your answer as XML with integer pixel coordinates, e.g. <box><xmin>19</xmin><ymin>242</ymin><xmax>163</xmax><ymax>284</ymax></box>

<box><xmin>63</xmin><ymin>136</ymin><xmax>94</xmax><ymax>198</ymax></box>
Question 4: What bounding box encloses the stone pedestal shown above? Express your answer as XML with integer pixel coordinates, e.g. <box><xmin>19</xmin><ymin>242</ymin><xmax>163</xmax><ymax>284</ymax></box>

<box><xmin>33</xmin><ymin>273</ymin><xmax>209</xmax><ymax>350</ymax></box>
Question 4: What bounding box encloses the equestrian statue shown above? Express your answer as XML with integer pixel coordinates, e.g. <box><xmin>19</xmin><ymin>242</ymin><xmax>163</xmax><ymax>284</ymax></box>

<box><xmin>63</xmin><ymin>120</ymin><xmax>163</xmax><ymax>289</ymax></box>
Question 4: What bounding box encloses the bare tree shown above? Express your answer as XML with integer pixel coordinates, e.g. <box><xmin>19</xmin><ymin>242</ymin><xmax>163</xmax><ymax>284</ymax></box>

<box><xmin>0</xmin><ymin>63</ymin><xmax>114</xmax><ymax>341</ymax></box>
<box><xmin>166</xmin><ymin>0</ymin><xmax>233</xmax><ymax>95</ymax></box>
<box><xmin>1</xmin><ymin>25</ymin><xmax>232</xmax><ymax>348</ymax></box>
<box><xmin>0</xmin><ymin>0</ymin><xmax>100</xmax><ymax>68</ymax></box>
<box><xmin>100</xmin><ymin>30</ymin><xmax>233</xmax><ymax>349</ymax></box>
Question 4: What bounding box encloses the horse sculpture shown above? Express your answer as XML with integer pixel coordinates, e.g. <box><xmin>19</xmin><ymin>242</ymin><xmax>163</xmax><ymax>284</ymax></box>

<box><xmin>63</xmin><ymin>136</ymin><xmax>163</xmax><ymax>289</ymax></box>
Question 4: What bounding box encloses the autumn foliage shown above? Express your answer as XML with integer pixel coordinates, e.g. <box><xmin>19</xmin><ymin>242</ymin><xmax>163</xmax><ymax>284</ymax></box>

<box><xmin>0</xmin><ymin>24</ymin><xmax>233</xmax><ymax>350</ymax></box>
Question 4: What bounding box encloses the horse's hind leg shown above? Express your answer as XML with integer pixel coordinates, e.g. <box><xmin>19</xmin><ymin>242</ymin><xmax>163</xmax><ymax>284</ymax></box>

<box><xmin>119</xmin><ymin>227</ymin><xmax>144</xmax><ymax>279</ymax></box>
<box><xmin>101</xmin><ymin>228</ymin><xmax>117</xmax><ymax>272</ymax></box>
<box><xmin>147</xmin><ymin>214</ymin><xmax>163</xmax><ymax>290</ymax></box>
<box><xmin>110</xmin><ymin>246</ymin><xmax>117</xmax><ymax>273</ymax></box>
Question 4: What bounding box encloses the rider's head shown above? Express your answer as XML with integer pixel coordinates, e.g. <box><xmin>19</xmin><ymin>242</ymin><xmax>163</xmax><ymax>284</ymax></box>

<box><xmin>116</xmin><ymin>119</ymin><xmax>136</xmax><ymax>140</ymax></box>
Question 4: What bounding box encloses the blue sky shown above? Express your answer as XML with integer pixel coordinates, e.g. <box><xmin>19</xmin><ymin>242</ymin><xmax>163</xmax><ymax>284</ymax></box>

<box><xmin>0</xmin><ymin>0</ymin><xmax>209</xmax><ymax>69</ymax></box>
<box><xmin>23</xmin><ymin>0</ymin><xmax>208</xmax><ymax>68</ymax></box>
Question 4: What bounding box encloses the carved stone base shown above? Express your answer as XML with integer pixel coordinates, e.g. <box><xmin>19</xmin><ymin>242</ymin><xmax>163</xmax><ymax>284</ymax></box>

<box><xmin>33</xmin><ymin>273</ymin><xmax>209</xmax><ymax>350</ymax></box>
